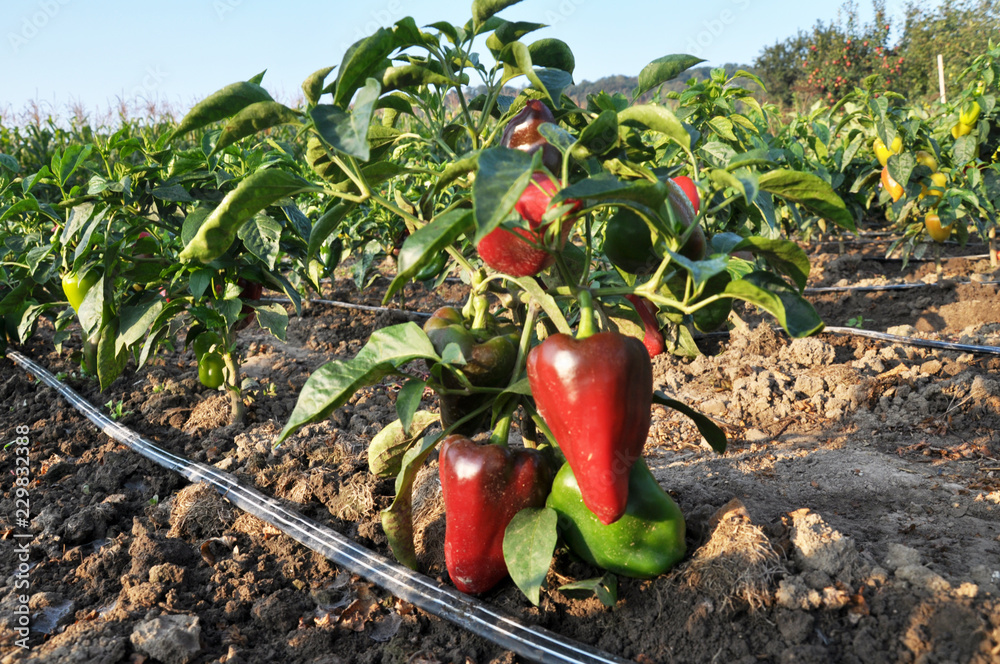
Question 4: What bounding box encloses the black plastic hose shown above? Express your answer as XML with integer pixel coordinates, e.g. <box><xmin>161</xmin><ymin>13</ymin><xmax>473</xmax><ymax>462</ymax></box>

<box><xmin>6</xmin><ymin>350</ymin><xmax>630</xmax><ymax>664</ymax></box>
<box><xmin>805</xmin><ymin>280</ymin><xmax>1000</xmax><ymax>294</ymax></box>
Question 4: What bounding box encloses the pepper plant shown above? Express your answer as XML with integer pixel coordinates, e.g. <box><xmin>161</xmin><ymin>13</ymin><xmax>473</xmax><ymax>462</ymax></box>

<box><xmin>191</xmin><ymin>0</ymin><xmax>858</xmax><ymax>604</ymax></box>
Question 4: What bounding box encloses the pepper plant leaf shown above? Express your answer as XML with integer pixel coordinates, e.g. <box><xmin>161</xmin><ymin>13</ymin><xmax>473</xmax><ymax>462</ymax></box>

<box><xmin>178</xmin><ymin>170</ymin><xmax>321</xmax><ymax>264</ymax></box>
<box><xmin>168</xmin><ymin>80</ymin><xmax>273</xmax><ymax>142</ymax></box>
<box><xmin>757</xmin><ymin>169</ymin><xmax>855</xmax><ymax>231</ymax></box>
<box><xmin>211</xmin><ymin>101</ymin><xmax>302</xmax><ymax>156</ymax></box>
<box><xmin>724</xmin><ymin>271</ymin><xmax>825</xmax><ymax>338</ymax></box>
<box><xmin>503</xmin><ymin>507</ymin><xmax>558</xmax><ymax>606</ymax></box>
<box><xmin>382</xmin><ymin>433</ymin><xmax>441</xmax><ymax>569</ymax></box>
<box><xmin>385</xmin><ymin>209</ymin><xmax>474</xmax><ymax>302</ymax></box>
<box><xmin>472</xmin><ymin>148</ymin><xmax>535</xmax><ymax>243</ymax></box>
<box><xmin>732</xmin><ymin>237</ymin><xmax>811</xmax><ymax>291</ymax></box>
<box><xmin>634</xmin><ymin>54</ymin><xmax>704</xmax><ymax>99</ymax></box>
<box><xmin>275</xmin><ymin>323</ymin><xmax>438</xmax><ymax>445</ymax></box>
<box><xmin>652</xmin><ymin>392</ymin><xmax>727</xmax><ymax>454</ymax></box>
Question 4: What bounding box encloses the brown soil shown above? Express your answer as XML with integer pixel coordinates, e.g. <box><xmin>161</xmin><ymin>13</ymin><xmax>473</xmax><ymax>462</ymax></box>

<box><xmin>1</xmin><ymin>246</ymin><xmax>999</xmax><ymax>664</ymax></box>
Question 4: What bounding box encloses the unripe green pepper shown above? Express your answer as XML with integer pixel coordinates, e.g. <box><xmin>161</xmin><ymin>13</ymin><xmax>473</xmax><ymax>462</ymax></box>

<box><xmin>61</xmin><ymin>270</ymin><xmax>100</xmax><ymax>313</ymax></box>
<box><xmin>423</xmin><ymin>307</ymin><xmax>518</xmax><ymax>434</ymax></box>
<box><xmin>546</xmin><ymin>458</ymin><xmax>685</xmax><ymax>578</ymax></box>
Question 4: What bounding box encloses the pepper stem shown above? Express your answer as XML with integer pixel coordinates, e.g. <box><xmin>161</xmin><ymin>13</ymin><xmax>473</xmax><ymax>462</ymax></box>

<box><xmin>576</xmin><ymin>289</ymin><xmax>596</xmax><ymax>339</ymax></box>
<box><xmin>489</xmin><ymin>413</ymin><xmax>512</xmax><ymax>447</ymax></box>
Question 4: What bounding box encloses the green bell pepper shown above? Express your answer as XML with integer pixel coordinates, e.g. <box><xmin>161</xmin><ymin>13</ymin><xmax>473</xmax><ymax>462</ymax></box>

<box><xmin>546</xmin><ymin>458</ymin><xmax>686</xmax><ymax>578</ymax></box>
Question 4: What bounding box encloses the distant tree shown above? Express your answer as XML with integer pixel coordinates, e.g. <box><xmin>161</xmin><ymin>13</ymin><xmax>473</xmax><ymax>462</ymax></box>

<box><xmin>753</xmin><ymin>0</ymin><xmax>897</xmax><ymax>112</ymax></box>
<box><xmin>896</xmin><ymin>0</ymin><xmax>1000</xmax><ymax>100</ymax></box>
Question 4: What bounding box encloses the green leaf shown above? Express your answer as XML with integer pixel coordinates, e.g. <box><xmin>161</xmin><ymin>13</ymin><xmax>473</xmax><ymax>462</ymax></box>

<box><xmin>732</xmin><ymin>237</ymin><xmax>810</xmax><ymax>292</ymax></box>
<box><xmin>0</xmin><ymin>154</ymin><xmax>19</xmax><ymax>174</ymax></box>
<box><xmin>757</xmin><ymin>169</ymin><xmax>855</xmax><ymax>232</ymax></box>
<box><xmin>472</xmin><ymin>0</ymin><xmax>524</xmax><ymax>29</ymax></box>
<box><xmin>211</xmin><ymin>101</ymin><xmax>302</xmax><ymax>156</ymax></box>
<box><xmin>0</xmin><ymin>195</ymin><xmax>40</xmax><ymax>223</ymax></box>
<box><xmin>307</xmin><ymin>202</ymin><xmax>353</xmax><ymax>263</ymax></box>
<box><xmin>489</xmin><ymin>20</ymin><xmax>546</xmax><ymax>48</ymax></box>
<box><xmin>150</xmin><ymin>184</ymin><xmax>195</xmax><ymax>203</ymax></box>
<box><xmin>725</xmin><ymin>272</ymin><xmax>824</xmax><ymax>338</ymax></box>
<box><xmin>385</xmin><ymin>209</ymin><xmax>473</xmax><ymax>302</ymax></box>
<box><xmin>333</xmin><ymin>28</ymin><xmax>396</xmax><ymax>108</ymax></box>
<box><xmin>472</xmin><ymin>148</ymin><xmax>535</xmax><ymax>243</ymax></box>
<box><xmin>168</xmin><ymin>81</ymin><xmax>273</xmax><ymax>142</ymax></box>
<box><xmin>276</xmin><ymin>323</ymin><xmax>438</xmax><ymax>444</ymax></box>
<box><xmin>381</xmin><ymin>433</ymin><xmax>441</xmax><ymax>569</ymax></box>
<box><xmin>528</xmin><ymin>38</ymin><xmax>575</xmax><ymax>74</ymax></box>
<box><xmin>179</xmin><ymin>169</ymin><xmax>320</xmax><ymax>264</ymax></box>
<box><xmin>571</xmin><ymin>110</ymin><xmax>619</xmax><ymax>160</ymax></box>
<box><xmin>116</xmin><ymin>299</ymin><xmax>163</xmax><ymax>355</ymax></box>
<box><xmin>395</xmin><ymin>378</ymin><xmax>426</xmax><ymax>434</ymax></box>
<box><xmin>886</xmin><ymin>152</ymin><xmax>916</xmax><ymax>189</ymax></box>
<box><xmin>503</xmin><ymin>507</ymin><xmax>558</xmax><ymax>606</ymax></box>
<box><xmin>651</xmin><ymin>392</ymin><xmax>727</xmax><ymax>453</ymax></box>
<box><xmin>97</xmin><ymin>324</ymin><xmax>127</xmax><ymax>391</ymax></box>
<box><xmin>558</xmin><ymin>574</ymin><xmax>618</xmax><ymax>607</ymax></box>
<box><xmin>302</xmin><ymin>65</ymin><xmax>336</xmax><ymax>106</ymax></box>
<box><xmin>237</xmin><ymin>213</ymin><xmax>282</xmax><ymax>269</ymax></box>
<box><xmin>254</xmin><ymin>303</ymin><xmax>289</xmax><ymax>341</ymax></box>
<box><xmin>311</xmin><ymin>78</ymin><xmax>382</xmax><ymax>161</ymax></box>
<box><xmin>368</xmin><ymin>413</ymin><xmax>439</xmax><ymax>478</ymax></box>
<box><xmin>618</xmin><ymin>105</ymin><xmax>690</xmax><ymax>151</ymax></box>
<box><xmin>382</xmin><ymin>64</ymin><xmax>456</xmax><ymax>93</ymax></box>
<box><xmin>666</xmin><ymin>255</ymin><xmax>729</xmax><ymax>291</ymax></box>
<box><xmin>53</xmin><ymin>144</ymin><xmax>93</xmax><ymax>189</ymax></box>
<box><xmin>634</xmin><ymin>54</ymin><xmax>704</xmax><ymax>98</ymax></box>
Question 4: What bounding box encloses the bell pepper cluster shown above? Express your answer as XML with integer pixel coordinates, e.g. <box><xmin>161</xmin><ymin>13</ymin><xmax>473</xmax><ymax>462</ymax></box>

<box><xmin>391</xmin><ymin>98</ymin><xmax>712</xmax><ymax>597</ymax></box>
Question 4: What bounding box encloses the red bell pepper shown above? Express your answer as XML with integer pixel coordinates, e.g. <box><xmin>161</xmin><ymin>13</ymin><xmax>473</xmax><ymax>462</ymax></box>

<box><xmin>625</xmin><ymin>294</ymin><xmax>664</xmax><ymax>358</ymax></box>
<box><xmin>476</xmin><ymin>171</ymin><xmax>580</xmax><ymax>277</ymax></box>
<box><xmin>526</xmin><ymin>330</ymin><xmax>653</xmax><ymax>524</ymax></box>
<box><xmin>439</xmin><ymin>435</ymin><xmax>552</xmax><ymax>594</ymax></box>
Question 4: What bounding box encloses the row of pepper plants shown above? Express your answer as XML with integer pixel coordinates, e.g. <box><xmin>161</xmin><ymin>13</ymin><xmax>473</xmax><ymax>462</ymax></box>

<box><xmin>774</xmin><ymin>45</ymin><xmax>1000</xmax><ymax>269</ymax></box>
<box><xmin>0</xmin><ymin>0</ymin><xmax>860</xmax><ymax>605</ymax></box>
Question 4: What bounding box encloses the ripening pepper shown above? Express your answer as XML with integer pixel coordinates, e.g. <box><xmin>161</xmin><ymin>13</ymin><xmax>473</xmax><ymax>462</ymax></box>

<box><xmin>952</xmin><ymin>122</ymin><xmax>973</xmax><ymax>139</ymax></box>
<box><xmin>477</xmin><ymin>171</ymin><xmax>581</xmax><ymax>277</ymax></box>
<box><xmin>670</xmin><ymin>175</ymin><xmax>701</xmax><ymax>216</ymax></box>
<box><xmin>424</xmin><ymin>307</ymin><xmax>518</xmax><ymax>434</ymax></box>
<box><xmin>624</xmin><ymin>294</ymin><xmax>664</xmax><ymax>359</ymax></box>
<box><xmin>546</xmin><ymin>458</ymin><xmax>685</xmax><ymax>578</ymax></box>
<box><xmin>960</xmin><ymin>100</ymin><xmax>981</xmax><ymax>127</ymax></box>
<box><xmin>500</xmin><ymin>99</ymin><xmax>562</xmax><ymax>174</ymax></box>
<box><xmin>873</xmin><ymin>136</ymin><xmax>903</xmax><ymax>167</ymax></box>
<box><xmin>439</xmin><ymin>435</ymin><xmax>552</xmax><ymax>594</ymax></box>
<box><xmin>881</xmin><ymin>166</ymin><xmax>904</xmax><ymax>202</ymax></box>
<box><xmin>527</xmin><ymin>330</ymin><xmax>653</xmax><ymax>525</ymax></box>
<box><xmin>924</xmin><ymin>213</ymin><xmax>953</xmax><ymax>243</ymax></box>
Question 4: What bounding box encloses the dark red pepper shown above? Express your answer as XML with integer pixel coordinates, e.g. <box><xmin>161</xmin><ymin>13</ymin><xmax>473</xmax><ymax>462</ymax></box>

<box><xmin>625</xmin><ymin>294</ymin><xmax>664</xmax><ymax>358</ymax></box>
<box><xmin>476</xmin><ymin>171</ymin><xmax>580</xmax><ymax>277</ymax></box>
<box><xmin>438</xmin><ymin>435</ymin><xmax>552</xmax><ymax>594</ymax></box>
<box><xmin>526</xmin><ymin>331</ymin><xmax>652</xmax><ymax>524</ymax></box>
<box><xmin>500</xmin><ymin>99</ymin><xmax>562</xmax><ymax>174</ymax></box>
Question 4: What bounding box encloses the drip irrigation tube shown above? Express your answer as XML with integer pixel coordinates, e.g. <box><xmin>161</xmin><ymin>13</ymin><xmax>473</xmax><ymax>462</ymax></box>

<box><xmin>6</xmin><ymin>350</ymin><xmax>630</xmax><ymax>664</ymax></box>
<box><xmin>822</xmin><ymin>327</ymin><xmax>1000</xmax><ymax>356</ymax></box>
<box><xmin>871</xmin><ymin>254</ymin><xmax>992</xmax><ymax>263</ymax></box>
<box><xmin>262</xmin><ymin>297</ymin><xmax>432</xmax><ymax>319</ymax></box>
<box><xmin>691</xmin><ymin>327</ymin><xmax>1000</xmax><ymax>357</ymax></box>
<box><xmin>805</xmin><ymin>280</ymin><xmax>1000</xmax><ymax>294</ymax></box>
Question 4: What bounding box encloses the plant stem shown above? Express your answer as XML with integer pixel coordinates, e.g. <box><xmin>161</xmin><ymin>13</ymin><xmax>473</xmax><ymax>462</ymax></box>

<box><xmin>576</xmin><ymin>289</ymin><xmax>595</xmax><ymax>339</ymax></box>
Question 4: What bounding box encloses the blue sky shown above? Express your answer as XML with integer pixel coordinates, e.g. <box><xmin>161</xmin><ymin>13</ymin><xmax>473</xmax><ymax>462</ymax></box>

<box><xmin>3</xmin><ymin>0</ymin><xmax>913</xmax><ymax>120</ymax></box>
